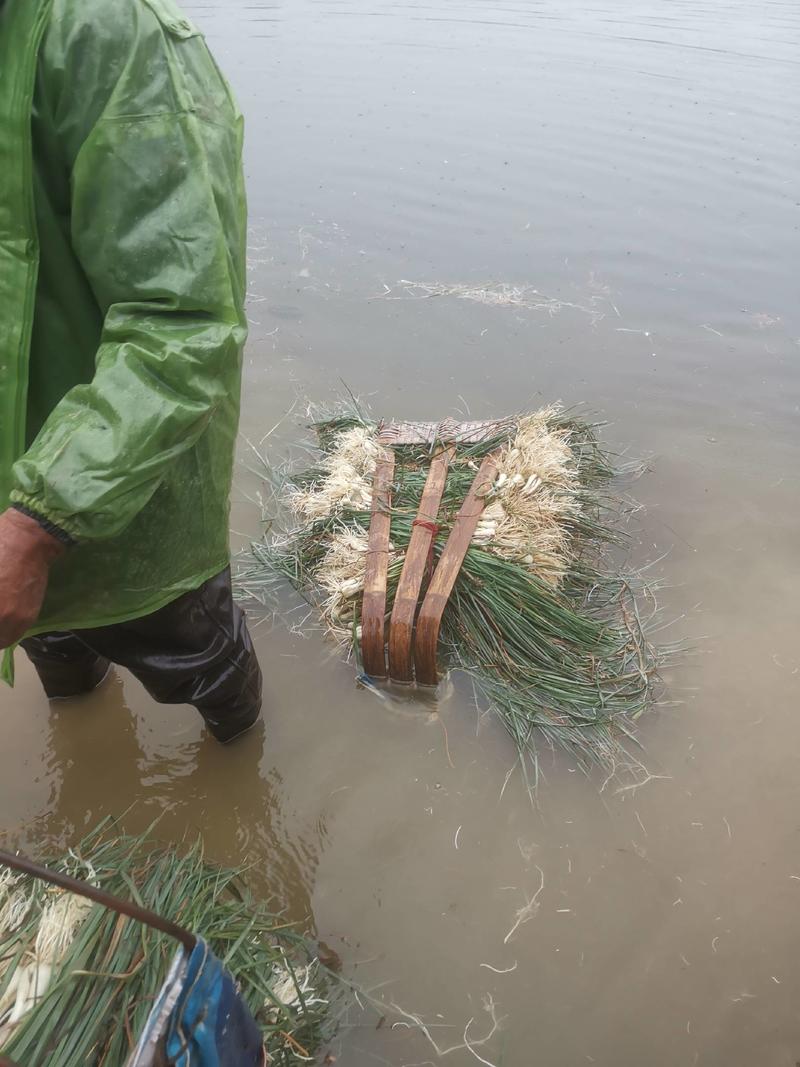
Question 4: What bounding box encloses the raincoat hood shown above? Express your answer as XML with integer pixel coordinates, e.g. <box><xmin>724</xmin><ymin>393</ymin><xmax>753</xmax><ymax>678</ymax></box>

<box><xmin>0</xmin><ymin>0</ymin><xmax>247</xmax><ymax>672</ymax></box>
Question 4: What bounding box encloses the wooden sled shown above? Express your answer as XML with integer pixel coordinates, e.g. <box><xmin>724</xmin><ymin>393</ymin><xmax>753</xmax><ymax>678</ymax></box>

<box><xmin>360</xmin><ymin>418</ymin><xmax>512</xmax><ymax>684</ymax></box>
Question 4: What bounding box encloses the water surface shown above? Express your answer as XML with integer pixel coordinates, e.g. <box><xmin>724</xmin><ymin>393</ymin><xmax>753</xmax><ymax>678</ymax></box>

<box><xmin>3</xmin><ymin>1</ymin><xmax>799</xmax><ymax>1063</ymax></box>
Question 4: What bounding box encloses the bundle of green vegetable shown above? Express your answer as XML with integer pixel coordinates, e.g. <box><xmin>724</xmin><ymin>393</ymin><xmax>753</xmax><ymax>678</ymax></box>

<box><xmin>239</xmin><ymin>406</ymin><xmax>666</xmax><ymax>781</ymax></box>
<box><xmin>0</xmin><ymin>823</ymin><xmax>336</xmax><ymax>1066</ymax></box>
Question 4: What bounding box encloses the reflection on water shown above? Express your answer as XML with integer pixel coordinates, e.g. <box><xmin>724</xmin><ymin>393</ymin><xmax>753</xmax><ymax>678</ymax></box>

<box><xmin>2</xmin><ymin>666</ymin><xmax>318</xmax><ymax>926</ymax></box>
<box><xmin>4</xmin><ymin>0</ymin><xmax>799</xmax><ymax>1064</ymax></box>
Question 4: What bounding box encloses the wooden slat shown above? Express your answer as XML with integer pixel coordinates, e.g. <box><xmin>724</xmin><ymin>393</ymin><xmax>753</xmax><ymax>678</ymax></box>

<box><xmin>360</xmin><ymin>452</ymin><xmax>395</xmax><ymax>678</ymax></box>
<box><xmin>388</xmin><ymin>446</ymin><xmax>454</xmax><ymax>683</ymax></box>
<box><xmin>378</xmin><ymin>418</ymin><xmax>515</xmax><ymax>447</ymax></box>
<box><xmin>414</xmin><ymin>451</ymin><xmax>500</xmax><ymax>686</ymax></box>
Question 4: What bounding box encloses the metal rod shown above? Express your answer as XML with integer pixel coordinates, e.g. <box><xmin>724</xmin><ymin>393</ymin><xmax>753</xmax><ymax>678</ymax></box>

<box><xmin>0</xmin><ymin>848</ymin><xmax>196</xmax><ymax>952</ymax></box>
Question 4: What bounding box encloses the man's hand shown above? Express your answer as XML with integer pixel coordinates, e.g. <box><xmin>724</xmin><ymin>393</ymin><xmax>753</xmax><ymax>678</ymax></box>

<box><xmin>0</xmin><ymin>509</ymin><xmax>65</xmax><ymax>648</ymax></box>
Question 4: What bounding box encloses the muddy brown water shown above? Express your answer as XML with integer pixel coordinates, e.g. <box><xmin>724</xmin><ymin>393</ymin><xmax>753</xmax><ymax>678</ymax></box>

<box><xmin>2</xmin><ymin>1</ymin><xmax>799</xmax><ymax>1063</ymax></box>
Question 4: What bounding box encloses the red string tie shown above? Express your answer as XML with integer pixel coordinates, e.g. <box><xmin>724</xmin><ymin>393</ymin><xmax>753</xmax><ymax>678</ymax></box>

<box><xmin>412</xmin><ymin>519</ymin><xmax>440</xmax><ymax>536</ymax></box>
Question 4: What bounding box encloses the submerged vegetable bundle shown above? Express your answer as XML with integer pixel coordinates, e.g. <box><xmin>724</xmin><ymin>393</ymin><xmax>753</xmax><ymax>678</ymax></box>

<box><xmin>0</xmin><ymin>824</ymin><xmax>334</xmax><ymax>1066</ymax></box>
<box><xmin>241</xmin><ymin>406</ymin><xmax>664</xmax><ymax>780</ymax></box>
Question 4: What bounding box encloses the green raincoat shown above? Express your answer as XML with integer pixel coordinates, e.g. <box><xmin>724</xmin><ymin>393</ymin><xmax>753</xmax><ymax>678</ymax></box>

<box><xmin>0</xmin><ymin>0</ymin><xmax>247</xmax><ymax>673</ymax></box>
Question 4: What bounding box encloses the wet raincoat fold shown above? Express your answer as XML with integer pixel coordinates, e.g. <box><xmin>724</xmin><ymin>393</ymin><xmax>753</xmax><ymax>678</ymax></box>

<box><xmin>0</xmin><ymin>0</ymin><xmax>248</xmax><ymax>658</ymax></box>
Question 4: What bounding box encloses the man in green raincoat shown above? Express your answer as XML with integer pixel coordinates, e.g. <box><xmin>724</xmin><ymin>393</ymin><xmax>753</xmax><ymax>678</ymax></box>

<box><xmin>0</xmin><ymin>0</ymin><xmax>262</xmax><ymax>741</ymax></box>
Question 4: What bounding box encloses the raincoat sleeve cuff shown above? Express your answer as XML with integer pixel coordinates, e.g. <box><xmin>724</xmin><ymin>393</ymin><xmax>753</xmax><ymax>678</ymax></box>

<box><xmin>9</xmin><ymin>496</ymin><xmax>78</xmax><ymax>547</ymax></box>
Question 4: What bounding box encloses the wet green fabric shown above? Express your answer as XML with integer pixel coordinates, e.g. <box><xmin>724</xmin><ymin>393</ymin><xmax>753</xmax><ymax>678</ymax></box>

<box><xmin>0</xmin><ymin>0</ymin><xmax>247</xmax><ymax>655</ymax></box>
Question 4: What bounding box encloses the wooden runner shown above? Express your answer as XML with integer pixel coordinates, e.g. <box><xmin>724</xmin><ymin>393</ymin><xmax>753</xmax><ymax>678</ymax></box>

<box><xmin>414</xmin><ymin>451</ymin><xmax>501</xmax><ymax>685</ymax></box>
<box><xmin>362</xmin><ymin>418</ymin><xmax>513</xmax><ymax>686</ymax></box>
<box><xmin>360</xmin><ymin>452</ymin><xmax>395</xmax><ymax>678</ymax></box>
<box><xmin>388</xmin><ymin>446</ymin><xmax>454</xmax><ymax>682</ymax></box>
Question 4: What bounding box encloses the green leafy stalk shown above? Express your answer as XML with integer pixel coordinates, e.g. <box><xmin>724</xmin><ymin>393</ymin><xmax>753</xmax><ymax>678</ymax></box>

<box><xmin>0</xmin><ymin>822</ymin><xmax>341</xmax><ymax>1066</ymax></box>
